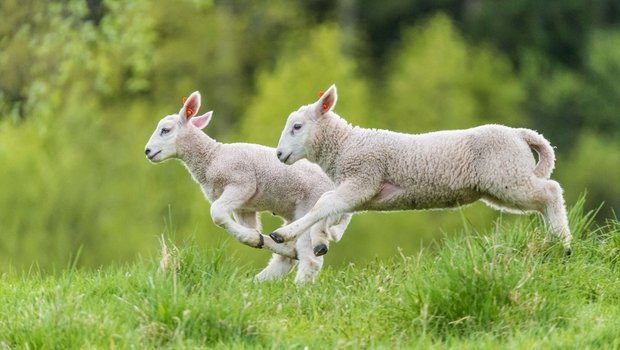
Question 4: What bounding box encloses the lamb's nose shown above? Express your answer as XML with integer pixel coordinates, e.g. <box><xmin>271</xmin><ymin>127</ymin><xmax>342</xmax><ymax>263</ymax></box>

<box><xmin>145</xmin><ymin>148</ymin><xmax>151</xmax><ymax>156</ymax></box>
<box><xmin>276</xmin><ymin>150</ymin><xmax>282</xmax><ymax>159</ymax></box>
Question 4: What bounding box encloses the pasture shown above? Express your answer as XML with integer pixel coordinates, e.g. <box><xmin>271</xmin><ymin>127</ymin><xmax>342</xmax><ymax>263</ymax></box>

<box><xmin>1</xmin><ymin>200</ymin><xmax>618</xmax><ymax>349</ymax></box>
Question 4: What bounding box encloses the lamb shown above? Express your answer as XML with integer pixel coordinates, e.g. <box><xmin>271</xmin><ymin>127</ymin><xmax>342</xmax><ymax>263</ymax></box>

<box><xmin>144</xmin><ymin>91</ymin><xmax>352</xmax><ymax>283</ymax></box>
<box><xmin>270</xmin><ymin>84</ymin><xmax>572</xmax><ymax>257</ymax></box>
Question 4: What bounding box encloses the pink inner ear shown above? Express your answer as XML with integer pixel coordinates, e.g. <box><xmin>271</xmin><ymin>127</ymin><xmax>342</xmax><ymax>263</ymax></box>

<box><xmin>321</xmin><ymin>93</ymin><xmax>334</xmax><ymax>113</ymax></box>
<box><xmin>183</xmin><ymin>94</ymin><xmax>200</xmax><ymax>119</ymax></box>
<box><xmin>191</xmin><ymin>112</ymin><xmax>211</xmax><ymax>129</ymax></box>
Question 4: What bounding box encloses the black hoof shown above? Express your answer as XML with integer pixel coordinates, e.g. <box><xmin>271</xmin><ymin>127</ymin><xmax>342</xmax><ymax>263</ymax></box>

<box><xmin>269</xmin><ymin>232</ymin><xmax>285</xmax><ymax>244</ymax></box>
<box><xmin>255</xmin><ymin>234</ymin><xmax>264</xmax><ymax>249</ymax></box>
<box><xmin>565</xmin><ymin>248</ymin><xmax>572</xmax><ymax>258</ymax></box>
<box><xmin>313</xmin><ymin>244</ymin><xmax>328</xmax><ymax>257</ymax></box>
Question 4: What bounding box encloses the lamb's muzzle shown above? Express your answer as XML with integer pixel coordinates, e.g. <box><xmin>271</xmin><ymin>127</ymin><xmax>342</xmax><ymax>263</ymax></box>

<box><xmin>276</xmin><ymin>149</ymin><xmax>291</xmax><ymax>164</ymax></box>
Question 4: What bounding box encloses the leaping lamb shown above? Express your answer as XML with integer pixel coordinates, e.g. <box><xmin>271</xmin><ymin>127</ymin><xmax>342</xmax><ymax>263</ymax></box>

<box><xmin>144</xmin><ymin>91</ymin><xmax>351</xmax><ymax>283</ymax></box>
<box><xmin>270</xmin><ymin>84</ymin><xmax>572</xmax><ymax>257</ymax></box>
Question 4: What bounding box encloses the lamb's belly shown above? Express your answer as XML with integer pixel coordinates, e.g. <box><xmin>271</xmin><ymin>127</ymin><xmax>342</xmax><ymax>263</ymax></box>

<box><xmin>244</xmin><ymin>197</ymin><xmax>296</xmax><ymax>220</ymax></box>
<box><xmin>361</xmin><ymin>183</ymin><xmax>480</xmax><ymax>212</ymax></box>
<box><xmin>206</xmin><ymin>186</ymin><xmax>295</xmax><ymax>220</ymax></box>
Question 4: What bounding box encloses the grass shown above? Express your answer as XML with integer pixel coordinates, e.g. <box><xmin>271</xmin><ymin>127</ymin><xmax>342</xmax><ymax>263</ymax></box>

<box><xmin>0</xmin><ymin>198</ymin><xmax>619</xmax><ymax>349</ymax></box>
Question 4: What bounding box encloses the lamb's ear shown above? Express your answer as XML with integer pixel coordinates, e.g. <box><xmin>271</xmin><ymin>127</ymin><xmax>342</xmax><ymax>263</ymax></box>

<box><xmin>179</xmin><ymin>91</ymin><xmax>201</xmax><ymax>122</ymax></box>
<box><xmin>191</xmin><ymin>111</ymin><xmax>212</xmax><ymax>130</ymax></box>
<box><xmin>314</xmin><ymin>84</ymin><xmax>338</xmax><ymax>116</ymax></box>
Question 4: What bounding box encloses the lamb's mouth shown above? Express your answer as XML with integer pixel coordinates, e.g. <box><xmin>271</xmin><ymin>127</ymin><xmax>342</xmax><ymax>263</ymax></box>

<box><xmin>148</xmin><ymin>150</ymin><xmax>162</xmax><ymax>161</ymax></box>
<box><xmin>281</xmin><ymin>153</ymin><xmax>291</xmax><ymax>164</ymax></box>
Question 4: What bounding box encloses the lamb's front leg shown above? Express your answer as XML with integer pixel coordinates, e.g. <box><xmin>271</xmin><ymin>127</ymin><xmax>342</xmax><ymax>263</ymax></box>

<box><xmin>210</xmin><ymin>187</ymin><xmax>266</xmax><ymax>248</ymax></box>
<box><xmin>311</xmin><ymin>213</ymin><xmax>354</xmax><ymax>256</ymax></box>
<box><xmin>270</xmin><ymin>181</ymin><xmax>377</xmax><ymax>244</ymax></box>
<box><xmin>234</xmin><ymin>210</ymin><xmax>297</xmax><ymax>259</ymax></box>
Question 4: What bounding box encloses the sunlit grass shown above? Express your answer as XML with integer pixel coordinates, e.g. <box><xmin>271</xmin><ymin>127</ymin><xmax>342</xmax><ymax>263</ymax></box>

<box><xmin>0</xmin><ymin>199</ymin><xmax>618</xmax><ymax>348</ymax></box>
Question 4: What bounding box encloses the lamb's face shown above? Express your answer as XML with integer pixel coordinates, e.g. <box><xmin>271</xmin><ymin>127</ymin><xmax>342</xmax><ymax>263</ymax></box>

<box><xmin>144</xmin><ymin>115</ymin><xmax>181</xmax><ymax>163</ymax></box>
<box><xmin>276</xmin><ymin>106</ymin><xmax>316</xmax><ymax>165</ymax></box>
<box><xmin>144</xmin><ymin>91</ymin><xmax>211</xmax><ymax>163</ymax></box>
<box><xmin>277</xmin><ymin>84</ymin><xmax>338</xmax><ymax>165</ymax></box>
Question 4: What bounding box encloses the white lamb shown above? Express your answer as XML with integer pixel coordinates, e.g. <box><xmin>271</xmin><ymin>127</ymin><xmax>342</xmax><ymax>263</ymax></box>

<box><xmin>144</xmin><ymin>91</ymin><xmax>351</xmax><ymax>283</ymax></box>
<box><xmin>270</xmin><ymin>84</ymin><xmax>572</xmax><ymax>256</ymax></box>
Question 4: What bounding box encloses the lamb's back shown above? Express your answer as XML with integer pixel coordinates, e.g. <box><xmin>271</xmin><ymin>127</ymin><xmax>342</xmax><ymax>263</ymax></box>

<box><xmin>341</xmin><ymin>124</ymin><xmax>530</xmax><ymax>189</ymax></box>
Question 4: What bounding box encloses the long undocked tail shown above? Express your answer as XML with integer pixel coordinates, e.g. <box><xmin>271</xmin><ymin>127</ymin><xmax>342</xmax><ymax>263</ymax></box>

<box><xmin>520</xmin><ymin>129</ymin><xmax>555</xmax><ymax>178</ymax></box>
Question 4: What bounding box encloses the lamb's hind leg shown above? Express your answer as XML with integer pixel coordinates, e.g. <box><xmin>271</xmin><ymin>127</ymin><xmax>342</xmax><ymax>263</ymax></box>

<box><xmin>539</xmin><ymin>180</ymin><xmax>572</xmax><ymax>255</ymax></box>
<box><xmin>255</xmin><ymin>253</ymin><xmax>297</xmax><ymax>282</ymax></box>
<box><xmin>294</xmin><ymin>232</ymin><xmax>324</xmax><ymax>284</ymax></box>
<box><xmin>234</xmin><ymin>212</ymin><xmax>297</xmax><ymax>282</ymax></box>
<box><xmin>484</xmin><ymin>178</ymin><xmax>572</xmax><ymax>256</ymax></box>
<box><xmin>250</xmin><ymin>216</ymin><xmax>319</xmax><ymax>283</ymax></box>
<box><xmin>233</xmin><ymin>211</ymin><xmax>298</xmax><ymax>279</ymax></box>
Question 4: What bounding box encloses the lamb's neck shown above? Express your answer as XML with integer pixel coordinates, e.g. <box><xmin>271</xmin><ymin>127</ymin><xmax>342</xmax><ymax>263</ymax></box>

<box><xmin>309</xmin><ymin>115</ymin><xmax>353</xmax><ymax>176</ymax></box>
<box><xmin>177</xmin><ymin>129</ymin><xmax>221</xmax><ymax>185</ymax></box>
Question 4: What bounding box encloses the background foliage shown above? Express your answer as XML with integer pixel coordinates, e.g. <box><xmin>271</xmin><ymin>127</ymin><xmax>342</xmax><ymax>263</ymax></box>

<box><xmin>1</xmin><ymin>0</ymin><xmax>619</xmax><ymax>271</ymax></box>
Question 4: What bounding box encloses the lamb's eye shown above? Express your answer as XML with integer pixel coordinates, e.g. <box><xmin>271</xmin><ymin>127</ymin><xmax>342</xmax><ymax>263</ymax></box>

<box><xmin>293</xmin><ymin>123</ymin><xmax>302</xmax><ymax>131</ymax></box>
<box><xmin>161</xmin><ymin>127</ymin><xmax>171</xmax><ymax>135</ymax></box>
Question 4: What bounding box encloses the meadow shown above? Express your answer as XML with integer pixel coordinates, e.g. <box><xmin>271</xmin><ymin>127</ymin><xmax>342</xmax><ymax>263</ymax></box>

<box><xmin>1</xmin><ymin>199</ymin><xmax>619</xmax><ymax>349</ymax></box>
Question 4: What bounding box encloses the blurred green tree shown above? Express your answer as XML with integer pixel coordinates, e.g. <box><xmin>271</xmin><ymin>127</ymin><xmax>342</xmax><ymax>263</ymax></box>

<box><xmin>580</xmin><ymin>29</ymin><xmax>620</xmax><ymax>138</ymax></box>
<box><xmin>557</xmin><ymin>134</ymin><xmax>620</xmax><ymax>218</ymax></box>
<box><xmin>301</xmin><ymin>0</ymin><xmax>620</xmax><ymax>72</ymax></box>
<box><xmin>463</xmin><ymin>0</ymin><xmax>598</xmax><ymax>67</ymax></box>
<box><xmin>149</xmin><ymin>0</ymin><xmax>308</xmax><ymax>137</ymax></box>
<box><xmin>381</xmin><ymin>14</ymin><xmax>525</xmax><ymax>133</ymax></box>
<box><xmin>0</xmin><ymin>0</ymin><xmax>198</xmax><ymax>270</ymax></box>
<box><xmin>521</xmin><ymin>29</ymin><xmax>620</xmax><ymax>151</ymax></box>
<box><xmin>0</xmin><ymin>0</ymin><xmax>155</xmax><ymax>123</ymax></box>
<box><xmin>238</xmin><ymin>23</ymin><xmax>370</xmax><ymax>146</ymax></box>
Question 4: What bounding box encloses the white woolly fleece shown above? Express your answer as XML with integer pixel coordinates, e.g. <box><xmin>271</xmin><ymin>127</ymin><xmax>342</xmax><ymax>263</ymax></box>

<box><xmin>273</xmin><ymin>85</ymin><xmax>571</xmax><ymax>255</ymax></box>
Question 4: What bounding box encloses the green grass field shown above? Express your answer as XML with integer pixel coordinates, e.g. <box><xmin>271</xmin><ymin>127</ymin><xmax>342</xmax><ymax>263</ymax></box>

<box><xmin>1</xmin><ymin>199</ymin><xmax>619</xmax><ymax>349</ymax></box>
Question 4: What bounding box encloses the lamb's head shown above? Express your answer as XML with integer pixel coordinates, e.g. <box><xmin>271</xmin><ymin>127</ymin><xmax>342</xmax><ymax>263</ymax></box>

<box><xmin>276</xmin><ymin>84</ymin><xmax>337</xmax><ymax>164</ymax></box>
<box><xmin>144</xmin><ymin>91</ymin><xmax>213</xmax><ymax>163</ymax></box>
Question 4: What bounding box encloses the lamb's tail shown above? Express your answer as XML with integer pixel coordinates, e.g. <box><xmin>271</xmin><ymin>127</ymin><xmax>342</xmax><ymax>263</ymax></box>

<box><xmin>520</xmin><ymin>129</ymin><xmax>555</xmax><ymax>179</ymax></box>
